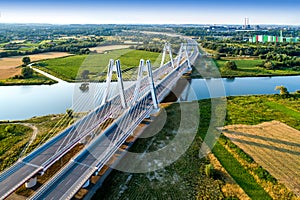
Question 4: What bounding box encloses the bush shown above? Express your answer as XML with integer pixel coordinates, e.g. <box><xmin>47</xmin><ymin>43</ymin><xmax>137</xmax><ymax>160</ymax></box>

<box><xmin>21</xmin><ymin>67</ymin><xmax>34</xmax><ymax>78</ymax></box>
<box><xmin>275</xmin><ymin>85</ymin><xmax>289</xmax><ymax>96</ymax></box>
<box><xmin>254</xmin><ymin>166</ymin><xmax>277</xmax><ymax>184</ymax></box>
<box><xmin>224</xmin><ymin>61</ymin><xmax>237</xmax><ymax>70</ymax></box>
<box><xmin>5</xmin><ymin>125</ymin><xmax>15</xmax><ymax>133</ymax></box>
<box><xmin>205</xmin><ymin>164</ymin><xmax>214</xmax><ymax>178</ymax></box>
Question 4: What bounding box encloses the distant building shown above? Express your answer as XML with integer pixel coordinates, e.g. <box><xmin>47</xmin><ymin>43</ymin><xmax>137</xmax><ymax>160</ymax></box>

<box><xmin>250</xmin><ymin>33</ymin><xmax>299</xmax><ymax>43</ymax></box>
<box><xmin>243</xmin><ymin>18</ymin><xmax>251</xmax><ymax>30</ymax></box>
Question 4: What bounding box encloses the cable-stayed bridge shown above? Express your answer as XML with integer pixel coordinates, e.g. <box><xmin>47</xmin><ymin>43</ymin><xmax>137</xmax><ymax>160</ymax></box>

<box><xmin>0</xmin><ymin>41</ymin><xmax>199</xmax><ymax>200</ymax></box>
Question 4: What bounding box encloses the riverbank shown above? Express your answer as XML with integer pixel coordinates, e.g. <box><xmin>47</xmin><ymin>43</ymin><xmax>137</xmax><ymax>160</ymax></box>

<box><xmin>92</xmin><ymin>94</ymin><xmax>300</xmax><ymax>199</ymax></box>
<box><xmin>0</xmin><ymin>75</ymin><xmax>57</xmax><ymax>86</ymax></box>
<box><xmin>1</xmin><ymin>94</ymin><xmax>300</xmax><ymax>199</ymax></box>
<box><xmin>191</xmin><ymin>55</ymin><xmax>300</xmax><ymax>79</ymax></box>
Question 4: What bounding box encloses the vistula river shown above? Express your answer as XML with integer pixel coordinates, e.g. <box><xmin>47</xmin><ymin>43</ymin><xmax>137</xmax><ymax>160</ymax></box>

<box><xmin>1</xmin><ymin>75</ymin><xmax>300</xmax><ymax>120</ymax></box>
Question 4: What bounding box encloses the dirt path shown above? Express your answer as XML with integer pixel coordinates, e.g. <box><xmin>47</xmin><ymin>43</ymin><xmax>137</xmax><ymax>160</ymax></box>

<box><xmin>29</xmin><ymin>64</ymin><xmax>65</xmax><ymax>83</ymax></box>
<box><xmin>22</xmin><ymin>123</ymin><xmax>38</xmax><ymax>147</ymax></box>
<box><xmin>14</xmin><ymin>123</ymin><xmax>39</xmax><ymax>157</ymax></box>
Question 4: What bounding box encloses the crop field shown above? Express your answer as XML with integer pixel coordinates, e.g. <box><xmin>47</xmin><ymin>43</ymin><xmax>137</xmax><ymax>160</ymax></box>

<box><xmin>222</xmin><ymin>121</ymin><xmax>300</xmax><ymax>197</ymax></box>
<box><xmin>37</xmin><ymin>49</ymin><xmax>163</xmax><ymax>81</ymax></box>
<box><xmin>89</xmin><ymin>45</ymin><xmax>131</xmax><ymax>53</ymax></box>
<box><xmin>0</xmin><ymin>52</ymin><xmax>71</xmax><ymax>79</ymax></box>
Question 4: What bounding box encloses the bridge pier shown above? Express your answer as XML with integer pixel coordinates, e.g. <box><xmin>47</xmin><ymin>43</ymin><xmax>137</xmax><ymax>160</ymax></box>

<box><xmin>25</xmin><ymin>176</ymin><xmax>37</xmax><ymax>188</ymax></box>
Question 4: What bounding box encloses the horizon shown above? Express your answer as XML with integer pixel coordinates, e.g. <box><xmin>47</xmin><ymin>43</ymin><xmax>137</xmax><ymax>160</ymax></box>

<box><xmin>0</xmin><ymin>22</ymin><xmax>299</xmax><ymax>26</ymax></box>
<box><xmin>0</xmin><ymin>0</ymin><xmax>299</xmax><ymax>25</ymax></box>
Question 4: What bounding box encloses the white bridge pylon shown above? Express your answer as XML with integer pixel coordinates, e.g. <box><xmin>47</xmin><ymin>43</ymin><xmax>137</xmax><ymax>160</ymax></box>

<box><xmin>177</xmin><ymin>43</ymin><xmax>192</xmax><ymax>71</ymax></box>
<box><xmin>101</xmin><ymin>59</ymin><xmax>159</xmax><ymax>110</ymax></box>
<box><xmin>101</xmin><ymin>59</ymin><xmax>127</xmax><ymax>109</ymax></box>
<box><xmin>160</xmin><ymin>42</ymin><xmax>174</xmax><ymax>68</ymax></box>
<box><xmin>133</xmin><ymin>59</ymin><xmax>159</xmax><ymax>109</ymax></box>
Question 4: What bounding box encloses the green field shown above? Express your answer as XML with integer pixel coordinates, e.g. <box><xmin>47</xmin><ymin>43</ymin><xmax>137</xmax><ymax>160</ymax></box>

<box><xmin>93</xmin><ymin>94</ymin><xmax>300</xmax><ymax>199</ymax></box>
<box><xmin>36</xmin><ymin>49</ymin><xmax>163</xmax><ymax>81</ymax></box>
<box><xmin>0</xmin><ymin>73</ymin><xmax>57</xmax><ymax>86</ymax></box>
<box><xmin>191</xmin><ymin>57</ymin><xmax>300</xmax><ymax>78</ymax></box>
<box><xmin>216</xmin><ymin>59</ymin><xmax>300</xmax><ymax>77</ymax></box>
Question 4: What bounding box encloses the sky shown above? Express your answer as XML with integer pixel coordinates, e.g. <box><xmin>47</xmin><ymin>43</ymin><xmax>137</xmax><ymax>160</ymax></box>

<box><xmin>0</xmin><ymin>0</ymin><xmax>299</xmax><ymax>25</ymax></box>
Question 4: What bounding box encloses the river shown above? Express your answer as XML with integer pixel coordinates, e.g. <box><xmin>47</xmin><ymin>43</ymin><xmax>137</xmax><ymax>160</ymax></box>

<box><xmin>1</xmin><ymin>75</ymin><xmax>300</xmax><ymax>120</ymax></box>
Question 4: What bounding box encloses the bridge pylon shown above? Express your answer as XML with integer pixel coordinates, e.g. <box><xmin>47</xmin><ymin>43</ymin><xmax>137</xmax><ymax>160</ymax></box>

<box><xmin>133</xmin><ymin>59</ymin><xmax>159</xmax><ymax>111</ymax></box>
<box><xmin>160</xmin><ymin>42</ymin><xmax>174</xmax><ymax>69</ymax></box>
<box><xmin>101</xmin><ymin>59</ymin><xmax>127</xmax><ymax>109</ymax></box>
<box><xmin>177</xmin><ymin>43</ymin><xmax>192</xmax><ymax>72</ymax></box>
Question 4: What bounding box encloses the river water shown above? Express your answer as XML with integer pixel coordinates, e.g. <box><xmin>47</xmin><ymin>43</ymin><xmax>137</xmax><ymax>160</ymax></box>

<box><xmin>0</xmin><ymin>75</ymin><xmax>300</xmax><ymax>120</ymax></box>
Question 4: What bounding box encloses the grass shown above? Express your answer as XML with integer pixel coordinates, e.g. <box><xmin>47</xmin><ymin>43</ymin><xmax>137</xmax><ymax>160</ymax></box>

<box><xmin>0</xmin><ymin>113</ymin><xmax>76</xmax><ymax>171</ymax></box>
<box><xmin>0</xmin><ymin>124</ymin><xmax>32</xmax><ymax>171</ymax></box>
<box><xmin>216</xmin><ymin>59</ymin><xmax>300</xmax><ymax>78</ymax></box>
<box><xmin>36</xmin><ymin>49</ymin><xmax>163</xmax><ymax>82</ymax></box>
<box><xmin>212</xmin><ymin>141</ymin><xmax>272</xmax><ymax>199</ymax></box>
<box><xmin>191</xmin><ymin>57</ymin><xmax>300</xmax><ymax>78</ymax></box>
<box><xmin>226</xmin><ymin>94</ymin><xmax>300</xmax><ymax>130</ymax></box>
<box><xmin>93</xmin><ymin>98</ymin><xmax>279</xmax><ymax>199</ymax></box>
<box><xmin>92</xmin><ymin>102</ymin><xmax>224</xmax><ymax>200</ymax></box>
<box><xmin>265</xmin><ymin>101</ymin><xmax>300</xmax><ymax>120</ymax></box>
<box><xmin>0</xmin><ymin>73</ymin><xmax>57</xmax><ymax>86</ymax></box>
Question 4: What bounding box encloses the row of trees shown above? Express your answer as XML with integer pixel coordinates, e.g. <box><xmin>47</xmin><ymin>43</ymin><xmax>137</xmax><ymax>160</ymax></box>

<box><xmin>0</xmin><ymin>43</ymin><xmax>95</xmax><ymax>58</ymax></box>
<box><xmin>202</xmin><ymin>41</ymin><xmax>300</xmax><ymax>57</ymax></box>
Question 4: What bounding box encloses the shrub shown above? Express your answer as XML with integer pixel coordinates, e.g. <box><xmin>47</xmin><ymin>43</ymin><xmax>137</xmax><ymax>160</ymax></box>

<box><xmin>205</xmin><ymin>164</ymin><xmax>214</xmax><ymax>178</ymax></box>
<box><xmin>21</xmin><ymin>67</ymin><xmax>34</xmax><ymax>78</ymax></box>
<box><xmin>254</xmin><ymin>166</ymin><xmax>277</xmax><ymax>184</ymax></box>
<box><xmin>5</xmin><ymin>125</ymin><xmax>15</xmax><ymax>133</ymax></box>
<box><xmin>224</xmin><ymin>61</ymin><xmax>237</xmax><ymax>70</ymax></box>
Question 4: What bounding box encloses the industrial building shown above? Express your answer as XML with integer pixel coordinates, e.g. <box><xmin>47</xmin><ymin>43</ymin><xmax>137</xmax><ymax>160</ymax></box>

<box><xmin>250</xmin><ymin>32</ymin><xmax>299</xmax><ymax>43</ymax></box>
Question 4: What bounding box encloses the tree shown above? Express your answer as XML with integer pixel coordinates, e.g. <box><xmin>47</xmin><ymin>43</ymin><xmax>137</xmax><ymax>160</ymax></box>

<box><xmin>224</xmin><ymin>61</ymin><xmax>237</xmax><ymax>70</ymax></box>
<box><xmin>81</xmin><ymin>70</ymin><xmax>90</xmax><ymax>80</ymax></box>
<box><xmin>22</xmin><ymin>57</ymin><xmax>31</xmax><ymax>66</ymax></box>
<box><xmin>275</xmin><ymin>85</ymin><xmax>289</xmax><ymax>96</ymax></box>
<box><xmin>21</xmin><ymin>67</ymin><xmax>33</xmax><ymax>78</ymax></box>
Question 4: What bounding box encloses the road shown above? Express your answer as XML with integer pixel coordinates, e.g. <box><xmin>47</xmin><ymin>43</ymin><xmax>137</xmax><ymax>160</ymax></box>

<box><xmin>28</xmin><ymin>64</ymin><xmax>66</xmax><ymax>83</ymax></box>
